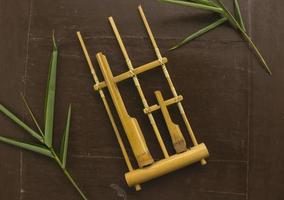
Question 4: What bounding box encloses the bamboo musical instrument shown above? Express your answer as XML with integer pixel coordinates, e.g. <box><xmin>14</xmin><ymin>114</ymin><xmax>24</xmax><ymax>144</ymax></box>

<box><xmin>77</xmin><ymin>5</ymin><xmax>209</xmax><ymax>190</ymax></box>
<box><xmin>138</xmin><ymin>5</ymin><xmax>207</xmax><ymax>165</ymax></box>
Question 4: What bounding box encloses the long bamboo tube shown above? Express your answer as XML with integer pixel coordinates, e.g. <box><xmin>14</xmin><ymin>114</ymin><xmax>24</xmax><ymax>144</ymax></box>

<box><xmin>108</xmin><ymin>16</ymin><xmax>169</xmax><ymax>158</ymax></box>
<box><xmin>97</xmin><ymin>53</ymin><xmax>154</xmax><ymax>168</ymax></box>
<box><xmin>76</xmin><ymin>32</ymin><xmax>141</xmax><ymax>190</ymax></box>
<box><xmin>138</xmin><ymin>6</ymin><xmax>207</xmax><ymax>165</ymax></box>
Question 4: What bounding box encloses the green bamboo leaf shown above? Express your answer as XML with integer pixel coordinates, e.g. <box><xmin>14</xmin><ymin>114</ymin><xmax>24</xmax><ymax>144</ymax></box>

<box><xmin>160</xmin><ymin>0</ymin><xmax>223</xmax><ymax>13</ymax></box>
<box><xmin>170</xmin><ymin>17</ymin><xmax>227</xmax><ymax>50</ymax></box>
<box><xmin>44</xmin><ymin>32</ymin><xmax>58</xmax><ymax>147</ymax></box>
<box><xmin>216</xmin><ymin>0</ymin><xmax>272</xmax><ymax>75</ymax></box>
<box><xmin>0</xmin><ymin>104</ymin><xmax>43</xmax><ymax>142</ymax></box>
<box><xmin>183</xmin><ymin>0</ymin><xmax>218</xmax><ymax>7</ymax></box>
<box><xmin>233</xmin><ymin>0</ymin><xmax>246</xmax><ymax>31</ymax></box>
<box><xmin>0</xmin><ymin>135</ymin><xmax>53</xmax><ymax>157</ymax></box>
<box><xmin>21</xmin><ymin>93</ymin><xmax>44</xmax><ymax>137</ymax></box>
<box><xmin>60</xmin><ymin>104</ymin><xmax>72</xmax><ymax>169</ymax></box>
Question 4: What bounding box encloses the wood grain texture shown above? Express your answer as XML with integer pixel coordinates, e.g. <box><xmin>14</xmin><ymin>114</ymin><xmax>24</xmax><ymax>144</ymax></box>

<box><xmin>0</xmin><ymin>0</ymin><xmax>282</xmax><ymax>199</ymax></box>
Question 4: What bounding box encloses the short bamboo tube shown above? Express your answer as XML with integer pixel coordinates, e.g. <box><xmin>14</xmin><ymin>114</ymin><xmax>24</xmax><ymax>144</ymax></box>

<box><xmin>108</xmin><ymin>16</ymin><xmax>170</xmax><ymax>159</ymax></box>
<box><xmin>154</xmin><ymin>90</ymin><xmax>187</xmax><ymax>153</ymax></box>
<box><xmin>76</xmin><ymin>32</ymin><xmax>142</xmax><ymax>191</ymax></box>
<box><xmin>138</xmin><ymin>6</ymin><xmax>207</xmax><ymax>165</ymax></box>
<box><xmin>125</xmin><ymin>143</ymin><xmax>209</xmax><ymax>187</ymax></box>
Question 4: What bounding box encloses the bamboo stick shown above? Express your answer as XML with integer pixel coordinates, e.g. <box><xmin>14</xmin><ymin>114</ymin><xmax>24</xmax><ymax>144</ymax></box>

<box><xmin>138</xmin><ymin>6</ymin><xmax>207</xmax><ymax>165</ymax></box>
<box><xmin>144</xmin><ymin>95</ymin><xmax>183</xmax><ymax>113</ymax></box>
<box><xmin>108</xmin><ymin>16</ymin><xmax>169</xmax><ymax>158</ymax></box>
<box><xmin>76</xmin><ymin>32</ymin><xmax>142</xmax><ymax>191</ymax></box>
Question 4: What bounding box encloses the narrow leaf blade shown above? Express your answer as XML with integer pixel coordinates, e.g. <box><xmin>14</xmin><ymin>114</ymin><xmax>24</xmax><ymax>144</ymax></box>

<box><xmin>0</xmin><ymin>135</ymin><xmax>53</xmax><ymax>157</ymax></box>
<box><xmin>160</xmin><ymin>0</ymin><xmax>223</xmax><ymax>13</ymax></box>
<box><xmin>170</xmin><ymin>17</ymin><xmax>227</xmax><ymax>50</ymax></box>
<box><xmin>183</xmin><ymin>0</ymin><xmax>218</xmax><ymax>7</ymax></box>
<box><xmin>60</xmin><ymin>105</ymin><xmax>72</xmax><ymax>169</ymax></box>
<box><xmin>0</xmin><ymin>104</ymin><xmax>43</xmax><ymax>142</ymax></box>
<box><xmin>21</xmin><ymin>93</ymin><xmax>44</xmax><ymax>137</ymax></box>
<box><xmin>233</xmin><ymin>0</ymin><xmax>246</xmax><ymax>31</ymax></box>
<box><xmin>44</xmin><ymin>33</ymin><xmax>58</xmax><ymax>147</ymax></box>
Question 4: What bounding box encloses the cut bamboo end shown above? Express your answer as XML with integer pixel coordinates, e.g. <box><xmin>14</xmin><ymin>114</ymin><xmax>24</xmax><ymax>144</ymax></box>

<box><xmin>125</xmin><ymin>143</ymin><xmax>209</xmax><ymax>187</ymax></box>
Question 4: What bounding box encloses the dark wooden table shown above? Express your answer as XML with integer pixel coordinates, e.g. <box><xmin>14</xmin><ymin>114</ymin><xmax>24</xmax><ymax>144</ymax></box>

<box><xmin>0</xmin><ymin>0</ymin><xmax>283</xmax><ymax>199</ymax></box>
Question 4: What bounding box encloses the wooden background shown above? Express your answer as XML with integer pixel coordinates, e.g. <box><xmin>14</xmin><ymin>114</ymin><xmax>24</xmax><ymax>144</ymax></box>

<box><xmin>0</xmin><ymin>0</ymin><xmax>283</xmax><ymax>199</ymax></box>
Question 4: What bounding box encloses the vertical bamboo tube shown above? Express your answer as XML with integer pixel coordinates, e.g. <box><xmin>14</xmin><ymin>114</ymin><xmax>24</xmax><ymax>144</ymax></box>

<box><xmin>97</xmin><ymin>53</ymin><xmax>154</xmax><ymax>168</ymax></box>
<box><xmin>154</xmin><ymin>90</ymin><xmax>187</xmax><ymax>153</ymax></box>
<box><xmin>108</xmin><ymin>17</ymin><xmax>169</xmax><ymax>159</ymax></box>
<box><xmin>138</xmin><ymin>6</ymin><xmax>207</xmax><ymax>165</ymax></box>
<box><xmin>76</xmin><ymin>32</ymin><xmax>141</xmax><ymax>190</ymax></box>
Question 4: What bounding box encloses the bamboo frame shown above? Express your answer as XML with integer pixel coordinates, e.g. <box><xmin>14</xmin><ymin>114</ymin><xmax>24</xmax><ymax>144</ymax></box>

<box><xmin>76</xmin><ymin>5</ymin><xmax>209</xmax><ymax>190</ymax></box>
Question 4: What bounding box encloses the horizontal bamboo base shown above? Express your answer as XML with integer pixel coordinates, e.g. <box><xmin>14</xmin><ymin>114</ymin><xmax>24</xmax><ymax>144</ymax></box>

<box><xmin>125</xmin><ymin>143</ymin><xmax>209</xmax><ymax>188</ymax></box>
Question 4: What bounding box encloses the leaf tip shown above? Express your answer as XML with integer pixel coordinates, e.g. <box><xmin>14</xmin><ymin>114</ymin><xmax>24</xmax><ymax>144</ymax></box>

<box><xmin>52</xmin><ymin>30</ymin><xmax>57</xmax><ymax>50</ymax></box>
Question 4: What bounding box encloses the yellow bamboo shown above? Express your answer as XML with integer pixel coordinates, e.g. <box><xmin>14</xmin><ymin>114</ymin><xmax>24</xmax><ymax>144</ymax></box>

<box><xmin>144</xmin><ymin>95</ymin><xmax>183</xmax><ymax>113</ymax></box>
<box><xmin>76</xmin><ymin>32</ymin><xmax>141</xmax><ymax>190</ymax></box>
<box><xmin>108</xmin><ymin>16</ymin><xmax>169</xmax><ymax>158</ymax></box>
<box><xmin>97</xmin><ymin>53</ymin><xmax>154</xmax><ymax>168</ymax></box>
<box><xmin>154</xmin><ymin>90</ymin><xmax>187</xmax><ymax>153</ymax></box>
<box><xmin>125</xmin><ymin>143</ymin><xmax>209</xmax><ymax>187</ymax></box>
<box><xmin>138</xmin><ymin>6</ymin><xmax>207</xmax><ymax>165</ymax></box>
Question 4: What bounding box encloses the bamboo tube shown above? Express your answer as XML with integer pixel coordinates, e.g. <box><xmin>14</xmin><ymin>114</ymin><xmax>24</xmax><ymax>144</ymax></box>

<box><xmin>108</xmin><ymin>16</ymin><xmax>169</xmax><ymax>159</ymax></box>
<box><xmin>97</xmin><ymin>52</ymin><xmax>154</xmax><ymax>168</ymax></box>
<box><xmin>138</xmin><ymin>5</ymin><xmax>207</xmax><ymax>165</ymax></box>
<box><xmin>125</xmin><ymin>143</ymin><xmax>209</xmax><ymax>187</ymax></box>
<box><xmin>94</xmin><ymin>57</ymin><xmax>168</xmax><ymax>90</ymax></box>
<box><xmin>76</xmin><ymin>32</ymin><xmax>141</xmax><ymax>191</ymax></box>
<box><xmin>154</xmin><ymin>91</ymin><xmax>187</xmax><ymax>153</ymax></box>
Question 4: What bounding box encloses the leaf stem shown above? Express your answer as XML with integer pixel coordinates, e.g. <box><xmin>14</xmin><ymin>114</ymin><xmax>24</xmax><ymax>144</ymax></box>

<box><xmin>239</xmin><ymin>29</ymin><xmax>272</xmax><ymax>75</ymax></box>
<box><xmin>50</xmin><ymin>148</ymin><xmax>88</xmax><ymax>200</ymax></box>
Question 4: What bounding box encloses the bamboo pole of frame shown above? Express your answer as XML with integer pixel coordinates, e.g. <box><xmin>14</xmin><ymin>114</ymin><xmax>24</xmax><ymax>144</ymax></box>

<box><xmin>138</xmin><ymin>6</ymin><xmax>207</xmax><ymax>165</ymax></box>
<box><xmin>76</xmin><ymin>32</ymin><xmax>142</xmax><ymax>191</ymax></box>
<box><xmin>108</xmin><ymin>17</ymin><xmax>170</xmax><ymax>159</ymax></box>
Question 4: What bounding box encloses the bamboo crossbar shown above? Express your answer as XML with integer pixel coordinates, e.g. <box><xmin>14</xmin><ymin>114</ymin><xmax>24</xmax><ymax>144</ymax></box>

<box><xmin>76</xmin><ymin>32</ymin><xmax>142</xmax><ymax>191</ymax></box>
<box><xmin>93</xmin><ymin>57</ymin><xmax>168</xmax><ymax>90</ymax></box>
<box><xmin>144</xmin><ymin>95</ymin><xmax>183</xmax><ymax>114</ymax></box>
<box><xmin>138</xmin><ymin>5</ymin><xmax>207</xmax><ymax>165</ymax></box>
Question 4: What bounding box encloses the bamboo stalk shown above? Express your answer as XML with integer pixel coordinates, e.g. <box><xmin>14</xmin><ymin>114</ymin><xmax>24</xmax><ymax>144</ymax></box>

<box><xmin>76</xmin><ymin>32</ymin><xmax>141</xmax><ymax>191</ymax></box>
<box><xmin>138</xmin><ymin>5</ymin><xmax>207</xmax><ymax>165</ymax></box>
<box><xmin>108</xmin><ymin>16</ymin><xmax>169</xmax><ymax>159</ymax></box>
